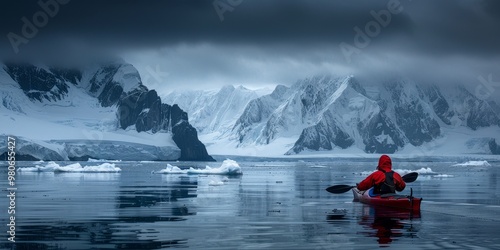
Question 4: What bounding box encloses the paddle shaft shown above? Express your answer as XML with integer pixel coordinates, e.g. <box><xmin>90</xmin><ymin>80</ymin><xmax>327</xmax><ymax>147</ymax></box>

<box><xmin>326</xmin><ymin>172</ymin><xmax>418</xmax><ymax>194</ymax></box>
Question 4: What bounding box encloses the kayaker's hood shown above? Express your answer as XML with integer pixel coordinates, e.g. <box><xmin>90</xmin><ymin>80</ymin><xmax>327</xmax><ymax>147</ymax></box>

<box><xmin>377</xmin><ymin>155</ymin><xmax>392</xmax><ymax>172</ymax></box>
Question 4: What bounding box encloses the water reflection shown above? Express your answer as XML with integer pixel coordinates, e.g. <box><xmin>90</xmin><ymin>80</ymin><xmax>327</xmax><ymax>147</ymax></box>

<box><xmin>358</xmin><ymin>205</ymin><xmax>420</xmax><ymax>245</ymax></box>
<box><xmin>4</xmin><ymin>161</ymin><xmax>500</xmax><ymax>249</ymax></box>
<box><xmin>3</xmin><ymin>171</ymin><xmax>200</xmax><ymax>249</ymax></box>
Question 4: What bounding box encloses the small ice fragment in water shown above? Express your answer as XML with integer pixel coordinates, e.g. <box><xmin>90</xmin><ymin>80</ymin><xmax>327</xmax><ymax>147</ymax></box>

<box><xmin>208</xmin><ymin>180</ymin><xmax>224</xmax><ymax>186</ymax></box>
<box><xmin>453</xmin><ymin>161</ymin><xmax>491</xmax><ymax>167</ymax></box>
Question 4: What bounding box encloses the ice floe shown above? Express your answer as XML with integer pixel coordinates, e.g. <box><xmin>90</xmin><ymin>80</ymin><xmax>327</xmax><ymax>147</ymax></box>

<box><xmin>208</xmin><ymin>180</ymin><xmax>225</xmax><ymax>186</ymax></box>
<box><xmin>88</xmin><ymin>158</ymin><xmax>122</xmax><ymax>163</ymax></box>
<box><xmin>431</xmin><ymin>174</ymin><xmax>455</xmax><ymax>178</ymax></box>
<box><xmin>394</xmin><ymin>167</ymin><xmax>437</xmax><ymax>175</ymax></box>
<box><xmin>155</xmin><ymin>159</ymin><xmax>242</xmax><ymax>175</ymax></box>
<box><xmin>452</xmin><ymin>160</ymin><xmax>491</xmax><ymax>167</ymax></box>
<box><xmin>18</xmin><ymin>161</ymin><xmax>121</xmax><ymax>173</ymax></box>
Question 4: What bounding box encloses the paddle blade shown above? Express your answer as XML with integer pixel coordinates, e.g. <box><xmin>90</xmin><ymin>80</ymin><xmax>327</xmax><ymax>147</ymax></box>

<box><xmin>402</xmin><ymin>172</ymin><xmax>418</xmax><ymax>183</ymax></box>
<box><xmin>326</xmin><ymin>185</ymin><xmax>356</xmax><ymax>194</ymax></box>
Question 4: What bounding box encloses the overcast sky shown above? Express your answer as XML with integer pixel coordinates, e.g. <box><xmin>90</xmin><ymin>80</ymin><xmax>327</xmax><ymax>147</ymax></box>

<box><xmin>1</xmin><ymin>0</ymin><xmax>499</xmax><ymax>98</ymax></box>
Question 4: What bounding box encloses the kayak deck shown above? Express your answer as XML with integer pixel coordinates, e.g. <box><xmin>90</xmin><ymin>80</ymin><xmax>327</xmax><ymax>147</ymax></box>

<box><xmin>352</xmin><ymin>188</ymin><xmax>422</xmax><ymax>211</ymax></box>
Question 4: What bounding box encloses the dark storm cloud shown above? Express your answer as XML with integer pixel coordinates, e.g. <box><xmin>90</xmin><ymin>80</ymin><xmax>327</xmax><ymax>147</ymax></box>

<box><xmin>2</xmin><ymin>0</ymin><xmax>499</xmax><ymax>59</ymax></box>
<box><xmin>1</xmin><ymin>0</ymin><xmax>415</xmax><ymax>58</ymax></box>
<box><xmin>1</xmin><ymin>0</ymin><xmax>499</xmax><ymax>56</ymax></box>
<box><xmin>1</xmin><ymin>0</ymin><xmax>499</xmax><ymax>99</ymax></box>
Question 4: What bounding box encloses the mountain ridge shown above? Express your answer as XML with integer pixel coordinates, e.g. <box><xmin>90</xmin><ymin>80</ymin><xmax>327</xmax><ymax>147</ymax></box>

<box><xmin>0</xmin><ymin>61</ymin><xmax>215</xmax><ymax>161</ymax></box>
<box><xmin>168</xmin><ymin>75</ymin><xmax>500</xmax><ymax>156</ymax></box>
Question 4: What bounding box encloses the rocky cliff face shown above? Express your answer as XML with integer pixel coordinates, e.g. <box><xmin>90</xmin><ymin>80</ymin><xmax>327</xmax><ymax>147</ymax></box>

<box><xmin>226</xmin><ymin>75</ymin><xmax>500</xmax><ymax>155</ymax></box>
<box><xmin>5</xmin><ymin>63</ymin><xmax>72</xmax><ymax>102</ymax></box>
<box><xmin>286</xmin><ymin>76</ymin><xmax>408</xmax><ymax>154</ymax></box>
<box><xmin>234</xmin><ymin>84</ymin><xmax>290</xmax><ymax>144</ymax></box>
<box><xmin>382</xmin><ymin>80</ymin><xmax>441</xmax><ymax>146</ymax></box>
<box><xmin>2</xmin><ymin>61</ymin><xmax>214</xmax><ymax>161</ymax></box>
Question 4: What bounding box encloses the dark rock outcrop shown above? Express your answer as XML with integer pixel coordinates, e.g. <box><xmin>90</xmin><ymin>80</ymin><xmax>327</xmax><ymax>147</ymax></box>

<box><xmin>287</xmin><ymin>111</ymin><xmax>354</xmax><ymax>154</ymax></box>
<box><xmin>489</xmin><ymin>139</ymin><xmax>500</xmax><ymax>155</ymax></box>
<box><xmin>118</xmin><ymin>95</ymin><xmax>215</xmax><ymax>161</ymax></box>
<box><xmin>49</xmin><ymin>67</ymin><xmax>82</xmax><ymax>85</ymax></box>
<box><xmin>424</xmin><ymin>85</ymin><xmax>454</xmax><ymax>125</ymax></box>
<box><xmin>361</xmin><ymin>113</ymin><xmax>406</xmax><ymax>154</ymax></box>
<box><xmin>118</xmin><ymin>88</ymin><xmax>161</xmax><ymax>131</ymax></box>
<box><xmin>172</xmin><ymin>122</ymin><xmax>215</xmax><ymax>161</ymax></box>
<box><xmin>4</xmin><ymin>63</ymin><xmax>69</xmax><ymax>102</ymax></box>
<box><xmin>387</xmin><ymin>82</ymin><xmax>441</xmax><ymax>146</ymax></box>
<box><xmin>453</xmin><ymin>86</ymin><xmax>500</xmax><ymax>130</ymax></box>
<box><xmin>88</xmin><ymin>63</ymin><xmax>125</xmax><ymax>107</ymax></box>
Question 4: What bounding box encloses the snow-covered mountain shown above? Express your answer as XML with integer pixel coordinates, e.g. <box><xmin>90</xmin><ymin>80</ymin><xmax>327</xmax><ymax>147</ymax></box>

<box><xmin>171</xmin><ymin>75</ymin><xmax>500</xmax><ymax>156</ymax></box>
<box><xmin>163</xmin><ymin>85</ymin><xmax>260</xmax><ymax>135</ymax></box>
<box><xmin>0</xmin><ymin>61</ymin><xmax>215</xmax><ymax>161</ymax></box>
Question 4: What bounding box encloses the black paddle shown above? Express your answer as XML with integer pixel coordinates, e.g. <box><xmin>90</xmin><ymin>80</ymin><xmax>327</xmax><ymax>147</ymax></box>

<box><xmin>325</xmin><ymin>172</ymin><xmax>419</xmax><ymax>194</ymax></box>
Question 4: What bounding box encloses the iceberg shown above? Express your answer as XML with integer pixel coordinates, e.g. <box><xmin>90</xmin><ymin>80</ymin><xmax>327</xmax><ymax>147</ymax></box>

<box><xmin>155</xmin><ymin>159</ymin><xmax>242</xmax><ymax>175</ymax></box>
<box><xmin>18</xmin><ymin>162</ymin><xmax>121</xmax><ymax>173</ymax></box>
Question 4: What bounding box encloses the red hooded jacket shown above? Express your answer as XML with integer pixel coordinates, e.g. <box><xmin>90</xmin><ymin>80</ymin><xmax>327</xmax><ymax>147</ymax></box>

<box><xmin>357</xmin><ymin>155</ymin><xmax>405</xmax><ymax>193</ymax></box>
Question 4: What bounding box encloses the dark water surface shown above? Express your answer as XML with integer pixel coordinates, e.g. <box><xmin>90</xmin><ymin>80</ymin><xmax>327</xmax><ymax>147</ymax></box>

<box><xmin>1</xmin><ymin>159</ymin><xmax>500</xmax><ymax>249</ymax></box>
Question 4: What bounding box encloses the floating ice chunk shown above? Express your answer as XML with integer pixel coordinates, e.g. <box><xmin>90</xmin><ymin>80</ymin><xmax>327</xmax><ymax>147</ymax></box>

<box><xmin>309</xmin><ymin>165</ymin><xmax>327</xmax><ymax>168</ymax></box>
<box><xmin>154</xmin><ymin>164</ymin><xmax>186</xmax><ymax>174</ymax></box>
<box><xmin>18</xmin><ymin>161</ymin><xmax>121</xmax><ymax>173</ymax></box>
<box><xmin>56</xmin><ymin>163</ymin><xmax>120</xmax><ymax>173</ymax></box>
<box><xmin>208</xmin><ymin>180</ymin><xmax>224</xmax><ymax>186</ymax></box>
<box><xmin>395</xmin><ymin>167</ymin><xmax>437</xmax><ymax>175</ymax></box>
<box><xmin>453</xmin><ymin>161</ymin><xmax>491</xmax><ymax>167</ymax></box>
<box><xmin>432</xmin><ymin>174</ymin><xmax>454</xmax><ymax>178</ymax></box>
<box><xmin>19</xmin><ymin>161</ymin><xmax>60</xmax><ymax>172</ymax></box>
<box><xmin>155</xmin><ymin>159</ymin><xmax>243</xmax><ymax>175</ymax></box>
<box><xmin>88</xmin><ymin>158</ymin><xmax>122</xmax><ymax>163</ymax></box>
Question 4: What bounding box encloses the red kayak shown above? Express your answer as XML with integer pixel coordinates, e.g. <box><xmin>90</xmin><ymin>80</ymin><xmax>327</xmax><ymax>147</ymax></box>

<box><xmin>352</xmin><ymin>188</ymin><xmax>422</xmax><ymax>211</ymax></box>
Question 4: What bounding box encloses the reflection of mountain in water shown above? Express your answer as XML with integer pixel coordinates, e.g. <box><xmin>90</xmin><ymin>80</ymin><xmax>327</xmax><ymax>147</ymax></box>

<box><xmin>118</xmin><ymin>177</ymin><xmax>198</xmax><ymax>208</ymax></box>
<box><xmin>4</xmin><ymin>174</ymin><xmax>199</xmax><ymax>249</ymax></box>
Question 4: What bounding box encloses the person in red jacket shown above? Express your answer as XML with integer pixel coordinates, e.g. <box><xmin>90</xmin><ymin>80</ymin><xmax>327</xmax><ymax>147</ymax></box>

<box><xmin>356</xmin><ymin>155</ymin><xmax>406</xmax><ymax>195</ymax></box>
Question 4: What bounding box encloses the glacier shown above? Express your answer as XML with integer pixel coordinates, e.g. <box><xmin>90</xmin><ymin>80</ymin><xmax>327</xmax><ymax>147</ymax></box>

<box><xmin>0</xmin><ymin>61</ymin><xmax>213</xmax><ymax>161</ymax></box>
